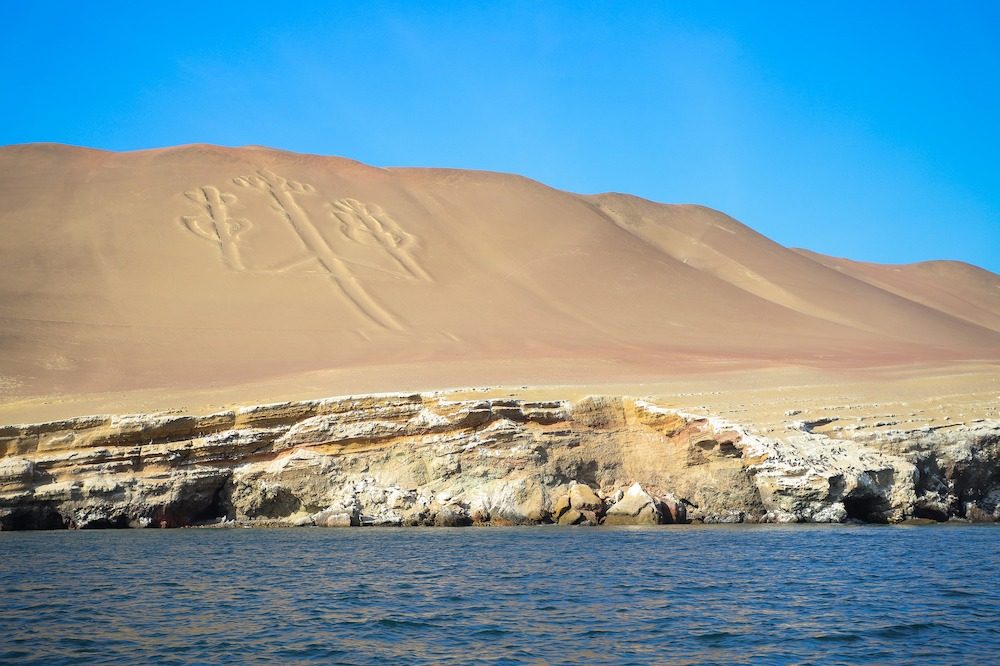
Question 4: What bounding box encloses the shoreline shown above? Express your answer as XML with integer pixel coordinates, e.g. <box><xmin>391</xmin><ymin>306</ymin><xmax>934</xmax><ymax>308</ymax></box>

<box><xmin>2</xmin><ymin>389</ymin><xmax>998</xmax><ymax>531</ymax></box>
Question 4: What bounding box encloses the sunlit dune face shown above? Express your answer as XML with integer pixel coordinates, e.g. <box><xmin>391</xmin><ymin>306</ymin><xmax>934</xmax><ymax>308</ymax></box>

<box><xmin>0</xmin><ymin>144</ymin><xmax>997</xmax><ymax>420</ymax></box>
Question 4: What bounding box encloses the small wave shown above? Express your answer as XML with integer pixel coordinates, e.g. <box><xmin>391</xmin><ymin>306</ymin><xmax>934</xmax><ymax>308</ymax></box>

<box><xmin>374</xmin><ymin>617</ymin><xmax>436</xmax><ymax>629</ymax></box>
<box><xmin>470</xmin><ymin>628</ymin><xmax>509</xmax><ymax>638</ymax></box>
<box><xmin>872</xmin><ymin>621</ymin><xmax>939</xmax><ymax>637</ymax></box>
<box><xmin>811</xmin><ymin>632</ymin><xmax>862</xmax><ymax>642</ymax></box>
<box><xmin>0</xmin><ymin>650</ymin><xmax>32</xmax><ymax>661</ymax></box>
<box><xmin>580</xmin><ymin>628</ymin><xmax>617</xmax><ymax>638</ymax></box>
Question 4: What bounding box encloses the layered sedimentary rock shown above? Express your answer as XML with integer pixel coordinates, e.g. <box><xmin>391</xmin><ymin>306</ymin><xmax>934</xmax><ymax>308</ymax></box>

<box><xmin>0</xmin><ymin>393</ymin><xmax>997</xmax><ymax>530</ymax></box>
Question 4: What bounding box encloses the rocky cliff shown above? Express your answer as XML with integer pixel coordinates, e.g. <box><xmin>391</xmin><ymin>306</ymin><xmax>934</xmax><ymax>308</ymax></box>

<box><xmin>1</xmin><ymin>393</ymin><xmax>997</xmax><ymax>530</ymax></box>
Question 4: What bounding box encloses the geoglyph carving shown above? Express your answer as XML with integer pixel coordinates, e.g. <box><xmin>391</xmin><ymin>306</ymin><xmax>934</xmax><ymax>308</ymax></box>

<box><xmin>179</xmin><ymin>170</ymin><xmax>430</xmax><ymax>331</ymax></box>
<box><xmin>180</xmin><ymin>186</ymin><xmax>250</xmax><ymax>271</ymax></box>
<box><xmin>329</xmin><ymin>198</ymin><xmax>432</xmax><ymax>282</ymax></box>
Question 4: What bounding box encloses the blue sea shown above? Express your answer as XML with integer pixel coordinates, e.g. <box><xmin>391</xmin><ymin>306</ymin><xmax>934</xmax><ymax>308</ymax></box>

<box><xmin>1</xmin><ymin>525</ymin><xmax>998</xmax><ymax>665</ymax></box>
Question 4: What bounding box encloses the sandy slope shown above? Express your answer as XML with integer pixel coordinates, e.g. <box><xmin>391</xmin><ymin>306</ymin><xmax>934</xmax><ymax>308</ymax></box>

<box><xmin>794</xmin><ymin>249</ymin><xmax>1000</xmax><ymax>334</ymax></box>
<box><xmin>0</xmin><ymin>143</ymin><xmax>998</xmax><ymax>421</ymax></box>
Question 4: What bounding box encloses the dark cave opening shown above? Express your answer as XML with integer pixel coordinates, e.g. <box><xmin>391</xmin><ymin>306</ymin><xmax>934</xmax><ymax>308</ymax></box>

<box><xmin>843</xmin><ymin>496</ymin><xmax>887</xmax><ymax>523</ymax></box>
<box><xmin>912</xmin><ymin>505</ymin><xmax>950</xmax><ymax>522</ymax></box>
<box><xmin>191</xmin><ymin>482</ymin><xmax>233</xmax><ymax>525</ymax></box>
<box><xmin>0</xmin><ymin>506</ymin><xmax>67</xmax><ymax>531</ymax></box>
<box><xmin>79</xmin><ymin>515</ymin><xmax>130</xmax><ymax>529</ymax></box>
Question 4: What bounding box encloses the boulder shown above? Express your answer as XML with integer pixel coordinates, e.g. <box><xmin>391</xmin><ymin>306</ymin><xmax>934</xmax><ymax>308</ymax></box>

<box><xmin>553</xmin><ymin>494</ymin><xmax>572</xmax><ymax>520</ymax></box>
<box><xmin>569</xmin><ymin>484</ymin><xmax>604</xmax><ymax>513</ymax></box>
<box><xmin>518</xmin><ymin>485</ymin><xmax>551</xmax><ymax>523</ymax></box>
<box><xmin>558</xmin><ymin>508</ymin><xmax>584</xmax><ymax>525</ymax></box>
<box><xmin>434</xmin><ymin>503</ymin><xmax>471</xmax><ymax>527</ymax></box>
<box><xmin>603</xmin><ymin>483</ymin><xmax>663</xmax><ymax>525</ymax></box>
<box><xmin>318</xmin><ymin>511</ymin><xmax>355</xmax><ymax>528</ymax></box>
<box><xmin>476</xmin><ymin>478</ymin><xmax>551</xmax><ymax>524</ymax></box>
<box><xmin>305</xmin><ymin>503</ymin><xmax>360</xmax><ymax>527</ymax></box>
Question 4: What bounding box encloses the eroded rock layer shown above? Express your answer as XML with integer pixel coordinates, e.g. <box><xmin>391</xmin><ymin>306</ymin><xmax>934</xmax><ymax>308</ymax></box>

<box><xmin>0</xmin><ymin>394</ymin><xmax>997</xmax><ymax>529</ymax></box>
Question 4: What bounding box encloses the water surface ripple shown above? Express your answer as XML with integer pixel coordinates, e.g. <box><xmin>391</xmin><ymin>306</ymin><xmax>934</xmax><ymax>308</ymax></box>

<box><xmin>1</xmin><ymin>525</ymin><xmax>998</xmax><ymax>664</ymax></box>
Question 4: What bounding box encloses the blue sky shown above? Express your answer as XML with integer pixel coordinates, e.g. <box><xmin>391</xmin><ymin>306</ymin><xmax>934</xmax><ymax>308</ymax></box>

<box><xmin>3</xmin><ymin>1</ymin><xmax>998</xmax><ymax>272</ymax></box>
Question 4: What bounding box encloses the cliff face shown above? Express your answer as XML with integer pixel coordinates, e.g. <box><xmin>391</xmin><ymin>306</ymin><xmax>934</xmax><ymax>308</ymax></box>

<box><xmin>1</xmin><ymin>393</ymin><xmax>997</xmax><ymax>530</ymax></box>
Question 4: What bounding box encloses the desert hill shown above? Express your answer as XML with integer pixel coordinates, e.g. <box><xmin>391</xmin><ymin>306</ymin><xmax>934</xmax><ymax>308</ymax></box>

<box><xmin>1</xmin><ymin>143</ymin><xmax>998</xmax><ymax>418</ymax></box>
<box><xmin>793</xmin><ymin>249</ymin><xmax>1000</xmax><ymax>334</ymax></box>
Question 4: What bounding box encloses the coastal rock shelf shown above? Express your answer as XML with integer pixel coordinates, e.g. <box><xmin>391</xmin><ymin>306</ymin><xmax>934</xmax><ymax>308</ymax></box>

<box><xmin>0</xmin><ymin>393</ymin><xmax>997</xmax><ymax>529</ymax></box>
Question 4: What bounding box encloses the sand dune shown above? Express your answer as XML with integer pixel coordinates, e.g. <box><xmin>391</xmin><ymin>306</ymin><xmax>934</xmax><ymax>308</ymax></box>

<box><xmin>0</xmin><ymin>143</ymin><xmax>998</xmax><ymax>417</ymax></box>
<box><xmin>794</xmin><ymin>249</ymin><xmax>1000</xmax><ymax>334</ymax></box>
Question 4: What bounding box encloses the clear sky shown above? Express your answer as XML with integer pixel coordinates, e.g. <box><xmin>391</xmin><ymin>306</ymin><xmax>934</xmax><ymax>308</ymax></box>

<box><xmin>3</xmin><ymin>1</ymin><xmax>998</xmax><ymax>272</ymax></box>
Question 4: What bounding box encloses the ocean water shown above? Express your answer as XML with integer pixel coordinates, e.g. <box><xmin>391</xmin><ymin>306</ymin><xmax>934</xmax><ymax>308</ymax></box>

<box><xmin>1</xmin><ymin>525</ymin><xmax>998</xmax><ymax>665</ymax></box>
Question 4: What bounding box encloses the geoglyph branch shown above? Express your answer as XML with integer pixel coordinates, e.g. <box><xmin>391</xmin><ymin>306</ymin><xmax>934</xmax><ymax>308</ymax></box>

<box><xmin>180</xmin><ymin>186</ymin><xmax>249</xmax><ymax>271</ymax></box>
<box><xmin>329</xmin><ymin>198</ymin><xmax>432</xmax><ymax>282</ymax></box>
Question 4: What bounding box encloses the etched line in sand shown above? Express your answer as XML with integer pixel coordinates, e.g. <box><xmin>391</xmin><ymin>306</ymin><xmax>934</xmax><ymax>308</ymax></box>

<box><xmin>178</xmin><ymin>171</ymin><xmax>427</xmax><ymax>331</ymax></box>
<box><xmin>232</xmin><ymin>169</ymin><xmax>406</xmax><ymax>331</ymax></box>
<box><xmin>328</xmin><ymin>198</ymin><xmax>432</xmax><ymax>282</ymax></box>
<box><xmin>179</xmin><ymin>186</ymin><xmax>249</xmax><ymax>271</ymax></box>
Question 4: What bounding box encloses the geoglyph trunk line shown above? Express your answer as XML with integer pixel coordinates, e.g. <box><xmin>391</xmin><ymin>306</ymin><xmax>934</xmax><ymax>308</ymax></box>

<box><xmin>180</xmin><ymin>186</ymin><xmax>249</xmax><ymax>271</ymax></box>
<box><xmin>235</xmin><ymin>170</ymin><xmax>405</xmax><ymax>331</ymax></box>
<box><xmin>269</xmin><ymin>188</ymin><xmax>405</xmax><ymax>331</ymax></box>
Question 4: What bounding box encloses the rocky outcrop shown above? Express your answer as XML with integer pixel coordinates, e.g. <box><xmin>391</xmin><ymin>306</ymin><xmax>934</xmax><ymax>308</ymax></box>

<box><xmin>0</xmin><ymin>393</ymin><xmax>997</xmax><ymax>529</ymax></box>
<box><xmin>730</xmin><ymin>414</ymin><xmax>1000</xmax><ymax>524</ymax></box>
